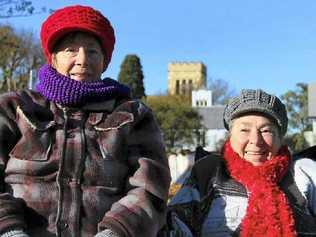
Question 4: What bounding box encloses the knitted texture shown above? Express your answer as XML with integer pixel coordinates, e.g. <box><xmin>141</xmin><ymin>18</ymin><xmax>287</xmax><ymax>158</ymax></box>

<box><xmin>0</xmin><ymin>229</ymin><xmax>30</xmax><ymax>237</ymax></box>
<box><xmin>36</xmin><ymin>64</ymin><xmax>130</xmax><ymax>107</ymax></box>
<box><xmin>223</xmin><ymin>141</ymin><xmax>297</xmax><ymax>237</ymax></box>
<box><xmin>40</xmin><ymin>5</ymin><xmax>115</xmax><ymax>66</ymax></box>
<box><xmin>94</xmin><ymin>229</ymin><xmax>120</xmax><ymax>237</ymax></box>
<box><xmin>223</xmin><ymin>89</ymin><xmax>288</xmax><ymax>135</ymax></box>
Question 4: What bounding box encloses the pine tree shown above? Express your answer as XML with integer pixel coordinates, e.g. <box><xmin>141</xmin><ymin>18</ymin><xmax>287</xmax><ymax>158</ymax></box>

<box><xmin>118</xmin><ymin>54</ymin><xmax>146</xmax><ymax>99</ymax></box>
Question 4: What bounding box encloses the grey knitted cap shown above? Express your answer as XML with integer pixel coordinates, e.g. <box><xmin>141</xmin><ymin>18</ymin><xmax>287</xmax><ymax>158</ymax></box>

<box><xmin>223</xmin><ymin>89</ymin><xmax>288</xmax><ymax>135</ymax></box>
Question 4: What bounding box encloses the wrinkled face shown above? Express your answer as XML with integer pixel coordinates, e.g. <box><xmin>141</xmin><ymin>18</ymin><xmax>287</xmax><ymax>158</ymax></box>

<box><xmin>52</xmin><ymin>32</ymin><xmax>105</xmax><ymax>82</ymax></box>
<box><xmin>229</xmin><ymin>114</ymin><xmax>282</xmax><ymax>166</ymax></box>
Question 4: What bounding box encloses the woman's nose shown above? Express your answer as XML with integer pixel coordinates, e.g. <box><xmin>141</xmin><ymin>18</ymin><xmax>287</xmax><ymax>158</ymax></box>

<box><xmin>249</xmin><ymin>129</ymin><xmax>263</xmax><ymax>145</ymax></box>
<box><xmin>75</xmin><ymin>47</ymin><xmax>88</xmax><ymax>65</ymax></box>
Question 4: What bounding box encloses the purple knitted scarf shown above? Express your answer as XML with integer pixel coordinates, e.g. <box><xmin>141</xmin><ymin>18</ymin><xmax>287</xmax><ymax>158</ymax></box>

<box><xmin>36</xmin><ymin>64</ymin><xmax>130</xmax><ymax>107</ymax></box>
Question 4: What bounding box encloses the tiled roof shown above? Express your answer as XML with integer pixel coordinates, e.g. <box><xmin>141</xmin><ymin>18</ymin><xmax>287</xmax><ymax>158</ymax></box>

<box><xmin>196</xmin><ymin>105</ymin><xmax>226</xmax><ymax>129</ymax></box>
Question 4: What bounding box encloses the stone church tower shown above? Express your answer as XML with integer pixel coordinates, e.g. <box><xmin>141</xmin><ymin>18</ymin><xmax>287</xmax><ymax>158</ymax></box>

<box><xmin>168</xmin><ymin>62</ymin><xmax>207</xmax><ymax>96</ymax></box>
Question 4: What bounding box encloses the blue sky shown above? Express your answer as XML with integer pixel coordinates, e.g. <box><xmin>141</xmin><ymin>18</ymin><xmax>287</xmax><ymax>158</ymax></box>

<box><xmin>2</xmin><ymin>0</ymin><xmax>316</xmax><ymax>97</ymax></box>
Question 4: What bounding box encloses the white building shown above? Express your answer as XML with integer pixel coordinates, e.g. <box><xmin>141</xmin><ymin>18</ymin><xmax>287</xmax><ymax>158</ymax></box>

<box><xmin>192</xmin><ymin>89</ymin><xmax>227</xmax><ymax>152</ymax></box>
<box><xmin>28</xmin><ymin>69</ymin><xmax>37</xmax><ymax>90</ymax></box>
<box><xmin>192</xmin><ymin>89</ymin><xmax>212</xmax><ymax>107</ymax></box>
<box><xmin>168</xmin><ymin>152</ymin><xmax>194</xmax><ymax>184</ymax></box>
<box><xmin>305</xmin><ymin>81</ymin><xmax>316</xmax><ymax>146</ymax></box>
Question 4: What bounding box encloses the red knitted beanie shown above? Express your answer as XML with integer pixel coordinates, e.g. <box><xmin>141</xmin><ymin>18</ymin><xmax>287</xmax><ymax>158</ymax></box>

<box><xmin>40</xmin><ymin>5</ymin><xmax>115</xmax><ymax>69</ymax></box>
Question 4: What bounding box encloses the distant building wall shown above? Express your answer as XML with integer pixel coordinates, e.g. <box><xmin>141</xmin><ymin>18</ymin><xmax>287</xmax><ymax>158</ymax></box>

<box><xmin>28</xmin><ymin>69</ymin><xmax>37</xmax><ymax>90</ymax></box>
<box><xmin>307</xmin><ymin>82</ymin><xmax>316</xmax><ymax>146</ymax></box>
<box><xmin>304</xmin><ymin>130</ymin><xmax>316</xmax><ymax>147</ymax></box>
<box><xmin>204</xmin><ymin>129</ymin><xmax>227</xmax><ymax>152</ymax></box>
<box><xmin>195</xmin><ymin>105</ymin><xmax>227</xmax><ymax>152</ymax></box>
<box><xmin>168</xmin><ymin>62</ymin><xmax>207</xmax><ymax>96</ymax></box>
<box><xmin>308</xmin><ymin>81</ymin><xmax>316</xmax><ymax>118</ymax></box>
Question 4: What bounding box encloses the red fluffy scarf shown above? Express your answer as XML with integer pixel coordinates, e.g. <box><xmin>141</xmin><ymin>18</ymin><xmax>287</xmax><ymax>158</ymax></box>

<box><xmin>222</xmin><ymin>141</ymin><xmax>297</xmax><ymax>237</ymax></box>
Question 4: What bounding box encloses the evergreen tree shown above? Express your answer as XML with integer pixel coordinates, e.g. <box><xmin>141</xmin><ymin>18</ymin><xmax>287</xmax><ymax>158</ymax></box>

<box><xmin>281</xmin><ymin>83</ymin><xmax>311</xmax><ymax>152</ymax></box>
<box><xmin>118</xmin><ymin>54</ymin><xmax>146</xmax><ymax>99</ymax></box>
<box><xmin>146</xmin><ymin>94</ymin><xmax>203</xmax><ymax>152</ymax></box>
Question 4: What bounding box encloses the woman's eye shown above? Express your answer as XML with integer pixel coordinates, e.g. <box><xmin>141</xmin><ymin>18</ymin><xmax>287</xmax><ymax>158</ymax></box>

<box><xmin>261</xmin><ymin>129</ymin><xmax>274</xmax><ymax>135</ymax></box>
<box><xmin>241</xmin><ymin>129</ymin><xmax>249</xmax><ymax>132</ymax></box>
<box><xmin>88</xmin><ymin>48</ymin><xmax>101</xmax><ymax>55</ymax></box>
<box><xmin>65</xmin><ymin>47</ymin><xmax>76</xmax><ymax>52</ymax></box>
<box><xmin>64</xmin><ymin>48</ymin><xmax>78</xmax><ymax>56</ymax></box>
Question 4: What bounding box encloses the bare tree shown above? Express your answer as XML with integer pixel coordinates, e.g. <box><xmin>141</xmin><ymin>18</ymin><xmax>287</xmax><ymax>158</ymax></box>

<box><xmin>0</xmin><ymin>24</ymin><xmax>45</xmax><ymax>92</ymax></box>
<box><xmin>208</xmin><ymin>77</ymin><xmax>237</xmax><ymax>105</ymax></box>
<box><xmin>0</xmin><ymin>0</ymin><xmax>49</xmax><ymax>18</ymax></box>
<box><xmin>118</xmin><ymin>54</ymin><xmax>146</xmax><ymax>99</ymax></box>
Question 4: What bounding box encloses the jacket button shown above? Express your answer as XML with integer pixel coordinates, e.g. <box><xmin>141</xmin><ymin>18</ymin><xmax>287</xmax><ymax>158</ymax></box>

<box><xmin>58</xmin><ymin>221</ymin><xmax>69</xmax><ymax>230</ymax></box>
<box><xmin>66</xmin><ymin>133</ymin><xmax>75</xmax><ymax>138</ymax></box>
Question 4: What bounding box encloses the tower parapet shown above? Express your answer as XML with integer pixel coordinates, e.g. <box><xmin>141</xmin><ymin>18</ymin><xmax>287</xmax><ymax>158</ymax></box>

<box><xmin>168</xmin><ymin>62</ymin><xmax>207</xmax><ymax>96</ymax></box>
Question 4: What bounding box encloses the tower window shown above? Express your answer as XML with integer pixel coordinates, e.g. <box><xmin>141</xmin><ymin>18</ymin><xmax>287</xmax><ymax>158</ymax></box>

<box><xmin>182</xmin><ymin>80</ymin><xmax>186</xmax><ymax>95</ymax></box>
<box><xmin>176</xmin><ymin>80</ymin><xmax>180</xmax><ymax>95</ymax></box>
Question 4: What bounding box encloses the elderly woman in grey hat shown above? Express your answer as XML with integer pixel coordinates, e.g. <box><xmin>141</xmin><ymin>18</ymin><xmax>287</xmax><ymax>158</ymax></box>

<box><xmin>166</xmin><ymin>89</ymin><xmax>316</xmax><ymax>237</ymax></box>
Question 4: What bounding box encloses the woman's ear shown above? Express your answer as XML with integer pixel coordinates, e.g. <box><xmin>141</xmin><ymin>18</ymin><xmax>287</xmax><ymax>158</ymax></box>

<box><xmin>51</xmin><ymin>54</ymin><xmax>57</xmax><ymax>69</ymax></box>
<box><xmin>103</xmin><ymin>58</ymin><xmax>108</xmax><ymax>72</ymax></box>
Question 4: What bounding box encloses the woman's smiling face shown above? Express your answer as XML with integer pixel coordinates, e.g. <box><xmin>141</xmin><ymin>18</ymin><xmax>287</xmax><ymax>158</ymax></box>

<box><xmin>229</xmin><ymin>113</ymin><xmax>282</xmax><ymax>166</ymax></box>
<box><xmin>52</xmin><ymin>32</ymin><xmax>105</xmax><ymax>82</ymax></box>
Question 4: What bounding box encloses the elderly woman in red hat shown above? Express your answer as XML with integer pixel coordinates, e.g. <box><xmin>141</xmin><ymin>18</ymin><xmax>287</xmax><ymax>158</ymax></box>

<box><xmin>0</xmin><ymin>5</ymin><xmax>170</xmax><ymax>237</ymax></box>
<box><xmin>166</xmin><ymin>89</ymin><xmax>316</xmax><ymax>237</ymax></box>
